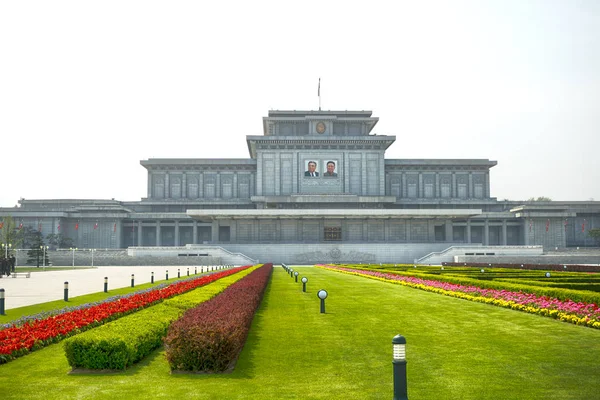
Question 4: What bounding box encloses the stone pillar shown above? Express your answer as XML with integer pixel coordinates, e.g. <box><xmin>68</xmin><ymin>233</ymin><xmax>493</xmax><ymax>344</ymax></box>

<box><xmin>418</xmin><ymin>173</ymin><xmax>424</xmax><ymax>198</ymax></box>
<box><xmin>256</xmin><ymin>154</ymin><xmax>263</xmax><ymax>195</ymax></box>
<box><xmin>452</xmin><ymin>173</ymin><xmax>457</xmax><ymax>198</ymax></box>
<box><xmin>193</xmin><ymin>221</ymin><xmax>198</xmax><ymax>244</ymax></box>
<box><xmin>502</xmin><ymin>219</ymin><xmax>507</xmax><ymax>245</ymax></box>
<box><xmin>164</xmin><ymin>172</ymin><xmax>170</xmax><ymax>199</ymax></box>
<box><xmin>466</xmin><ymin>220</ymin><xmax>472</xmax><ymax>244</ymax></box>
<box><xmin>115</xmin><ymin>221</ymin><xmax>122</xmax><ymax>249</ymax></box>
<box><xmin>230</xmin><ymin>220</ymin><xmax>237</xmax><ymax>243</ymax></box>
<box><xmin>523</xmin><ymin>219</ymin><xmax>529</xmax><ymax>245</ymax></box>
<box><xmin>147</xmin><ymin>173</ymin><xmax>152</xmax><ymax>198</ymax></box>
<box><xmin>155</xmin><ymin>221</ymin><xmax>161</xmax><ymax>246</ymax></box>
<box><xmin>435</xmin><ymin>173</ymin><xmax>439</xmax><ymax>198</ymax></box>
<box><xmin>212</xmin><ymin>221</ymin><xmax>219</xmax><ymax>243</ymax></box>
<box><xmin>405</xmin><ymin>220</ymin><xmax>411</xmax><ymax>242</ymax></box>
<box><xmin>137</xmin><ymin>221</ymin><xmax>142</xmax><ymax>247</ymax></box>
<box><xmin>174</xmin><ymin>220</ymin><xmax>179</xmax><ymax>246</ymax></box>
<box><xmin>445</xmin><ymin>220</ymin><xmax>453</xmax><ymax>242</ymax></box>
<box><xmin>233</xmin><ymin>173</ymin><xmax>238</xmax><ymax>198</ymax></box>
<box><xmin>468</xmin><ymin>173</ymin><xmax>473</xmax><ymax>199</ymax></box>
<box><xmin>182</xmin><ymin>173</ymin><xmax>187</xmax><ymax>199</ymax></box>
<box><xmin>199</xmin><ymin>173</ymin><xmax>204</xmax><ymax>198</ymax></box>
<box><xmin>484</xmin><ymin>219</ymin><xmax>489</xmax><ymax>246</ymax></box>
<box><xmin>216</xmin><ymin>173</ymin><xmax>221</xmax><ymax>198</ymax></box>
<box><xmin>485</xmin><ymin>171</ymin><xmax>490</xmax><ymax>198</ymax></box>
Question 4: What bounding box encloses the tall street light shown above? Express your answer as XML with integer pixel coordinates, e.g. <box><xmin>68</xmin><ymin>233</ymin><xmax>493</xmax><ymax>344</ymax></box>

<box><xmin>90</xmin><ymin>248</ymin><xmax>96</xmax><ymax>267</ymax></box>
<box><xmin>2</xmin><ymin>243</ymin><xmax>11</xmax><ymax>258</ymax></box>
<box><xmin>40</xmin><ymin>245</ymin><xmax>49</xmax><ymax>268</ymax></box>
<box><xmin>69</xmin><ymin>247</ymin><xmax>78</xmax><ymax>267</ymax></box>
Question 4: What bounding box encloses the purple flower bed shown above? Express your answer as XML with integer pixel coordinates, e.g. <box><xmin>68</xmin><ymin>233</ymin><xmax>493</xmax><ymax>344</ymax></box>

<box><xmin>164</xmin><ymin>263</ymin><xmax>273</xmax><ymax>372</ymax></box>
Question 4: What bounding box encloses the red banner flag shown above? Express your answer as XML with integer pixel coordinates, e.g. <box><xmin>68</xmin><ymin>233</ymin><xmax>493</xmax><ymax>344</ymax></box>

<box><xmin>582</xmin><ymin>219</ymin><xmax>586</xmax><ymax>233</ymax></box>
<box><xmin>114</xmin><ymin>223</ymin><xmax>117</xmax><ymax>232</ymax></box>
<box><xmin>546</xmin><ymin>219</ymin><xmax>550</xmax><ymax>232</ymax></box>
<box><xmin>57</xmin><ymin>224</ymin><xmax>61</xmax><ymax>231</ymax></box>
<box><xmin>0</xmin><ymin>222</ymin><xmax>4</xmax><ymax>229</ymax></box>
<box><xmin>18</xmin><ymin>222</ymin><xmax>23</xmax><ymax>230</ymax></box>
<box><xmin>564</xmin><ymin>219</ymin><xmax>568</xmax><ymax>231</ymax></box>
<box><xmin>94</xmin><ymin>222</ymin><xmax>98</xmax><ymax>230</ymax></box>
<box><xmin>75</xmin><ymin>223</ymin><xmax>79</xmax><ymax>231</ymax></box>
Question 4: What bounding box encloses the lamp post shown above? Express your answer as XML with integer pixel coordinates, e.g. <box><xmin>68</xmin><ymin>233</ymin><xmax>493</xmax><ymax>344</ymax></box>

<box><xmin>2</xmin><ymin>243</ymin><xmax>11</xmax><ymax>258</ymax></box>
<box><xmin>317</xmin><ymin>289</ymin><xmax>328</xmax><ymax>313</ymax></box>
<box><xmin>90</xmin><ymin>248</ymin><xmax>96</xmax><ymax>267</ymax></box>
<box><xmin>69</xmin><ymin>247</ymin><xmax>78</xmax><ymax>267</ymax></box>
<box><xmin>301</xmin><ymin>276</ymin><xmax>308</xmax><ymax>292</ymax></box>
<box><xmin>294</xmin><ymin>271</ymin><xmax>299</xmax><ymax>282</ymax></box>
<box><xmin>392</xmin><ymin>334</ymin><xmax>408</xmax><ymax>400</ymax></box>
<box><xmin>40</xmin><ymin>245</ymin><xmax>49</xmax><ymax>268</ymax></box>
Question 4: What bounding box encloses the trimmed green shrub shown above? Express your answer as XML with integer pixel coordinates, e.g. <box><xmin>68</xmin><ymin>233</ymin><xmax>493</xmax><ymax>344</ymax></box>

<box><xmin>64</xmin><ymin>304</ymin><xmax>180</xmax><ymax>370</ymax></box>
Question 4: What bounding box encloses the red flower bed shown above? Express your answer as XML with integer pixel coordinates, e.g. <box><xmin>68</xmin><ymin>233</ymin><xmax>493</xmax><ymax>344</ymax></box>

<box><xmin>0</xmin><ymin>266</ymin><xmax>251</xmax><ymax>363</ymax></box>
<box><xmin>165</xmin><ymin>263</ymin><xmax>272</xmax><ymax>372</ymax></box>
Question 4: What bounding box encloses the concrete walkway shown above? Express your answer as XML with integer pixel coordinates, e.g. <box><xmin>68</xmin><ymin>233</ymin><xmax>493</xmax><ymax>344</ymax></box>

<box><xmin>0</xmin><ymin>265</ymin><xmax>223</xmax><ymax>310</ymax></box>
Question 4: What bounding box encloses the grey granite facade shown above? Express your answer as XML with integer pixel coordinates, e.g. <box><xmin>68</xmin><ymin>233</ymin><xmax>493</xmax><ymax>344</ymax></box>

<box><xmin>1</xmin><ymin>109</ymin><xmax>599</xmax><ymax>263</ymax></box>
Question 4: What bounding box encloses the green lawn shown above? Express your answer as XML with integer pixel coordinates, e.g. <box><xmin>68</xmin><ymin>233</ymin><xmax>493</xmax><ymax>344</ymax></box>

<box><xmin>1</xmin><ymin>266</ymin><xmax>599</xmax><ymax>399</ymax></box>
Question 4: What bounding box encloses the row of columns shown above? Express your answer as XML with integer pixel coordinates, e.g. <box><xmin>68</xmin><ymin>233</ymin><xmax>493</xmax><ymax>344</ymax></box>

<box><xmin>129</xmin><ymin>218</ymin><xmax>513</xmax><ymax>246</ymax></box>
<box><xmin>391</xmin><ymin>171</ymin><xmax>490</xmax><ymax>199</ymax></box>
<box><xmin>445</xmin><ymin>219</ymin><xmax>510</xmax><ymax>245</ymax></box>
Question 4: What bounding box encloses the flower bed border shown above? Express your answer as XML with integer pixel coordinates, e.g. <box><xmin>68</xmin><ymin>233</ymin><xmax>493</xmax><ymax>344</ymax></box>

<box><xmin>319</xmin><ymin>264</ymin><xmax>600</xmax><ymax>329</ymax></box>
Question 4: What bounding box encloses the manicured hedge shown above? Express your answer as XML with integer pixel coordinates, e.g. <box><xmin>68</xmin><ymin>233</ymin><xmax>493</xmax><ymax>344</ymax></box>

<box><xmin>64</xmin><ymin>304</ymin><xmax>181</xmax><ymax>370</ymax></box>
<box><xmin>165</xmin><ymin>263</ymin><xmax>273</xmax><ymax>373</ymax></box>
<box><xmin>63</xmin><ymin>266</ymin><xmax>258</xmax><ymax>370</ymax></box>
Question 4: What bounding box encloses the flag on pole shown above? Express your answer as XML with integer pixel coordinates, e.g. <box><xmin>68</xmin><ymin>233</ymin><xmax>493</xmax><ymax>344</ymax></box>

<box><xmin>582</xmin><ymin>219</ymin><xmax>586</xmax><ymax>233</ymax></box>
<box><xmin>57</xmin><ymin>223</ymin><xmax>61</xmax><ymax>231</ymax></box>
<box><xmin>114</xmin><ymin>223</ymin><xmax>117</xmax><ymax>233</ymax></box>
<box><xmin>94</xmin><ymin>222</ymin><xmax>98</xmax><ymax>230</ymax></box>
<box><xmin>0</xmin><ymin>222</ymin><xmax>3</xmax><ymax>229</ymax></box>
<box><xmin>564</xmin><ymin>219</ymin><xmax>568</xmax><ymax>231</ymax></box>
<box><xmin>19</xmin><ymin>222</ymin><xmax>23</xmax><ymax>230</ymax></box>
<box><xmin>529</xmin><ymin>219</ymin><xmax>532</xmax><ymax>232</ymax></box>
<box><xmin>318</xmin><ymin>77</ymin><xmax>320</xmax><ymax>96</ymax></box>
<box><xmin>546</xmin><ymin>219</ymin><xmax>550</xmax><ymax>232</ymax></box>
<box><xmin>75</xmin><ymin>223</ymin><xmax>79</xmax><ymax>231</ymax></box>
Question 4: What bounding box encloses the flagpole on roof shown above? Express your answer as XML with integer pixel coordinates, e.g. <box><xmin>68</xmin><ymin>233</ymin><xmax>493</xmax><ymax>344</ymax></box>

<box><xmin>318</xmin><ymin>77</ymin><xmax>321</xmax><ymax>111</ymax></box>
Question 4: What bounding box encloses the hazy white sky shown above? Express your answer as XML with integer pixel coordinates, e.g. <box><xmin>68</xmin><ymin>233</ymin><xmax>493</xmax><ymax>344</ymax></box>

<box><xmin>1</xmin><ymin>0</ymin><xmax>599</xmax><ymax>207</ymax></box>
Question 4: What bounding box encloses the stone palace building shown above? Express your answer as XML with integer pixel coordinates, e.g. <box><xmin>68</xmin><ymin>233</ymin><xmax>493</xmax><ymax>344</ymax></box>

<box><xmin>1</xmin><ymin>109</ymin><xmax>598</xmax><ymax>264</ymax></box>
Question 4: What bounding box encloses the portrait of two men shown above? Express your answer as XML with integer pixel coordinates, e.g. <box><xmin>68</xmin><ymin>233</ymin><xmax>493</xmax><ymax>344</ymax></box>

<box><xmin>305</xmin><ymin>160</ymin><xmax>338</xmax><ymax>177</ymax></box>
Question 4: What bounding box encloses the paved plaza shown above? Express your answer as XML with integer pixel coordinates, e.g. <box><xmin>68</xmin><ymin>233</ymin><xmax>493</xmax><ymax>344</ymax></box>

<box><xmin>0</xmin><ymin>266</ymin><xmax>220</xmax><ymax>310</ymax></box>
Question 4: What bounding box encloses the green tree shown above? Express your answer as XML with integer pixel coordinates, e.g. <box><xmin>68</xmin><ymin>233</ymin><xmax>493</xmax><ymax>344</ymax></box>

<box><xmin>0</xmin><ymin>216</ymin><xmax>25</xmax><ymax>256</ymax></box>
<box><xmin>46</xmin><ymin>233</ymin><xmax>74</xmax><ymax>250</ymax></box>
<box><xmin>588</xmin><ymin>229</ymin><xmax>600</xmax><ymax>246</ymax></box>
<box><xmin>527</xmin><ymin>196</ymin><xmax>552</xmax><ymax>202</ymax></box>
<box><xmin>26</xmin><ymin>232</ymin><xmax>50</xmax><ymax>267</ymax></box>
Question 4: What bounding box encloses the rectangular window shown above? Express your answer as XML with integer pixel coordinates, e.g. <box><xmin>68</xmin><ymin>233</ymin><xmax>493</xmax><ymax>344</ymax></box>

<box><xmin>324</xmin><ymin>227</ymin><xmax>342</xmax><ymax>241</ymax></box>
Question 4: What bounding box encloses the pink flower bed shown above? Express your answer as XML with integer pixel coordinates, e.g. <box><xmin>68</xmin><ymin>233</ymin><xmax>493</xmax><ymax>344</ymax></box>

<box><xmin>320</xmin><ymin>265</ymin><xmax>600</xmax><ymax>329</ymax></box>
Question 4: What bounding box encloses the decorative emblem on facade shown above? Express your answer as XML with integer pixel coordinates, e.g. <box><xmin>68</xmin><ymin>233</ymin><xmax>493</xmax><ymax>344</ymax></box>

<box><xmin>316</xmin><ymin>121</ymin><xmax>326</xmax><ymax>134</ymax></box>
